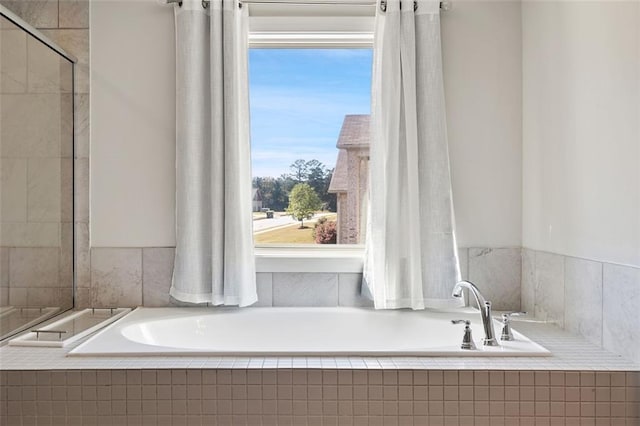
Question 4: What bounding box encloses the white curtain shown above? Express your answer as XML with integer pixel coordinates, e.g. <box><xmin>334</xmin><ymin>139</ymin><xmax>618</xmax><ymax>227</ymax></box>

<box><xmin>363</xmin><ymin>0</ymin><xmax>463</xmax><ymax>310</ymax></box>
<box><xmin>170</xmin><ymin>0</ymin><xmax>257</xmax><ymax>306</ymax></box>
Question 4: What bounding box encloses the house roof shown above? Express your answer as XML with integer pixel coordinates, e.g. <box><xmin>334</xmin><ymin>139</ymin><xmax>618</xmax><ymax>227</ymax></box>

<box><xmin>328</xmin><ymin>149</ymin><xmax>348</xmax><ymax>193</ymax></box>
<box><xmin>336</xmin><ymin>114</ymin><xmax>370</xmax><ymax>149</ymax></box>
<box><xmin>252</xmin><ymin>188</ymin><xmax>262</xmax><ymax>201</ymax></box>
<box><xmin>328</xmin><ymin>115</ymin><xmax>371</xmax><ymax>194</ymax></box>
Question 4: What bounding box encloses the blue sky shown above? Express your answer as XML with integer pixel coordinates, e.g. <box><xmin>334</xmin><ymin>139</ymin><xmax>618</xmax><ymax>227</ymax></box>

<box><xmin>249</xmin><ymin>49</ymin><xmax>372</xmax><ymax>178</ymax></box>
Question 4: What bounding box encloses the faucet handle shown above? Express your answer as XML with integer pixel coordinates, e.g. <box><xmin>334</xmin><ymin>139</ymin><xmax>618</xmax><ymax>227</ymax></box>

<box><xmin>501</xmin><ymin>312</ymin><xmax>527</xmax><ymax>322</ymax></box>
<box><xmin>500</xmin><ymin>312</ymin><xmax>527</xmax><ymax>341</ymax></box>
<box><xmin>451</xmin><ymin>319</ymin><xmax>476</xmax><ymax>350</ymax></box>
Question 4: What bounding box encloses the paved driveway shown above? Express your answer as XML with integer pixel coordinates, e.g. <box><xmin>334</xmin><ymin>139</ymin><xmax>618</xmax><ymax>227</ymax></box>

<box><xmin>253</xmin><ymin>212</ymin><xmax>335</xmax><ymax>233</ymax></box>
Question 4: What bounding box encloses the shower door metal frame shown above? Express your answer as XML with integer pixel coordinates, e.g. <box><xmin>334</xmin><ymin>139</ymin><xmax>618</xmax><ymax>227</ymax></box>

<box><xmin>1</xmin><ymin>5</ymin><xmax>78</xmax><ymax>334</ymax></box>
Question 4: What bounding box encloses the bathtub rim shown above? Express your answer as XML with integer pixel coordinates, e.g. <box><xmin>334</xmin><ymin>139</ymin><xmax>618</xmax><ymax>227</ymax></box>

<box><xmin>67</xmin><ymin>306</ymin><xmax>551</xmax><ymax>358</ymax></box>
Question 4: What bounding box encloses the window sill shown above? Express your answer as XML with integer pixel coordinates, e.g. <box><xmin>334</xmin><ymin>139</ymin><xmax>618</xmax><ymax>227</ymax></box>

<box><xmin>255</xmin><ymin>245</ymin><xmax>364</xmax><ymax>273</ymax></box>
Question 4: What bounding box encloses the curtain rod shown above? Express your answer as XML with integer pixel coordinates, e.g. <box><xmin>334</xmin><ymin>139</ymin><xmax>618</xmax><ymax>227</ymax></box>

<box><xmin>168</xmin><ymin>0</ymin><xmax>452</xmax><ymax>12</ymax></box>
<box><xmin>239</xmin><ymin>0</ymin><xmax>452</xmax><ymax>11</ymax></box>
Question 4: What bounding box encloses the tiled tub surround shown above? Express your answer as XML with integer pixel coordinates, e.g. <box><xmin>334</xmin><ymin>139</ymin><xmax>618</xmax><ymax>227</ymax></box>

<box><xmin>87</xmin><ymin>247</ymin><xmax>522</xmax><ymax>311</ymax></box>
<box><xmin>522</xmin><ymin>249</ymin><xmax>640</xmax><ymax>365</ymax></box>
<box><xmin>85</xmin><ymin>246</ymin><xmax>640</xmax><ymax>364</ymax></box>
<box><xmin>0</xmin><ymin>247</ymin><xmax>73</xmax><ymax>309</ymax></box>
<box><xmin>1</xmin><ymin>320</ymin><xmax>639</xmax><ymax>424</ymax></box>
<box><xmin>0</xmin><ymin>369</ymin><xmax>639</xmax><ymax>426</ymax></box>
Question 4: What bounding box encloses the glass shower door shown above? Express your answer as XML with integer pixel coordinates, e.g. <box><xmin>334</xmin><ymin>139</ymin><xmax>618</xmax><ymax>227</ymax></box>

<box><xmin>0</xmin><ymin>12</ymin><xmax>74</xmax><ymax>339</ymax></box>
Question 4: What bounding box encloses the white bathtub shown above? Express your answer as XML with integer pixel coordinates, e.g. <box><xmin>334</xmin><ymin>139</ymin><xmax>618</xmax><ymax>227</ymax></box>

<box><xmin>69</xmin><ymin>307</ymin><xmax>550</xmax><ymax>357</ymax></box>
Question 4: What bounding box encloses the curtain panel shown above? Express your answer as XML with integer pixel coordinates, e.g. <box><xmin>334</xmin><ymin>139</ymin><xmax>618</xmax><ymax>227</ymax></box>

<box><xmin>363</xmin><ymin>0</ymin><xmax>463</xmax><ymax>309</ymax></box>
<box><xmin>171</xmin><ymin>0</ymin><xmax>257</xmax><ymax>306</ymax></box>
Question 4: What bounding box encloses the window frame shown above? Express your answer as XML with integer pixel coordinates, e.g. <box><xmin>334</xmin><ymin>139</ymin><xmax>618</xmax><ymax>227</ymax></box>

<box><xmin>248</xmin><ymin>5</ymin><xmax>373</xmax><ymax>272</ymax></box>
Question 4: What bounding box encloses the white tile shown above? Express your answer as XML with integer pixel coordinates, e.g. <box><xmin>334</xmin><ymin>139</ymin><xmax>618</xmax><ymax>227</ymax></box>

<box><xmin>74</xmin><ymin>94</ymin><xmax>90</xmax><ymax>158</ymax></box>
<box><xmin>338</xmin><ymin>273</ymin><xmax>372</xmax><ymax>307</ymax></box>
<box><xmin>603</xmin><ymin>263</ymin><xmax>640</xmax><ymax>364</ymax></box>
<box><xmin>0</xmin><ymin>94</ymin><xmax>61</xmax><ymax>158</ymax></box>
<box><xmin>60</xmin><ymin>95</ymin><xmax>74</xmax><ymax>158</ymax></box>
<box><xmin>9</xmin><ymin>247</ymin><xmax>59</xmax><ymax>288</ymax></box>
<box><xmin>534</xmin><ymin>251</ymin><xmax>564</xmax><ymax>327</ymax></box>
<box><xmin>27</xmin><ymin>158</ymin><xmax>61</xmax><ymax>222</ymax></box>
<box><xmin>8</xmin><ymin>287</ymin><xmax>27</xmax><ymax>306</ymax></box>
<box><xmin>564</xmin><ymin>257</ymin><xmax>603</xmax><ymax>346</ymax></box>
<box><xmin>0</xmin><ymin>247</ymin><xmax>8</xmax><ymax>286</ymax></box>
<box><xmin>74</xmin><ymin>158</ymin><xmax>89</xmax><ymax>223</ymax></box>
<box><xmin>59</xmin><ymin>0</ymin><xmax>89</xmax><ymax>28</ymax></box>
<box><xmin>0</xmin><ymin>159</ymin><xmax>27</xmax><ymax>222</ymax></box>
<box><xmin>40</xmin><ymin>30</ymin><xmax>89</xmax><ymax>94</ymax></box>
<box><xmin>59</xmin><ymin>222</ymin><xmax>74</xmax><ymax>288</ymax></box>
<box><xmin>1</xmin><ymin>0</ymin><xmax>59</xmax><ymax>28</ymax></box>
<box><xmin>75</xmin><ymin>223</ymin><xmax>91</xmax><ymax>288</ymax></box>
<box><xmin>521</xmin><ymin>248</ymin><xmax>535</xmax><ymax>314</ymax></box>
<box><xmin>0</xmin><ymin>27</ymin><xmax>27</xmax><ymax>93</ymax></box>
<box><xmin>457</xmin><ymin>247</ymin><xmax>471</xmax><ymax>307</ymax></box>
<box><xmin>0</xmin><ymin>286</ymin><xmax>8</xmax><ymax>305</ymax></box>
<box><xmin>27</xmin><ymin>35</ymin><xmax>68</xmax><ymax>93</ymax></box>
<box><xmin>468</xmin><ymin>248</ymin><xmax>521</xmax><ymax>311</ymax></box>
<box><xmin>272</xmin><ymin>273</ymin><xmax>338</xmax><ymax>307</ymax></box>
<box><xmin>91</xmin><ymin>248</ymin><xmax>143</xmax><ymax>308</ymax></box>
<box><xmin>0</xmin><ymin>222</ymin><xmax>59</xmax><ymax>247</ymax></box>
<box><xmin>27</xmin><ymin>287</ymin><xmax>66</xmax><ymax>307</ymax></box>
<box><xmin>142</xmin><ymin>248</ymin><xmax>175</xmax><ymax>307</ymax></box>
<box><xmin>458</xmin><ymin>248</ymin><xmax>469</xmax><ymax>281</ymax></box>
<box><xmin>75</xmin><ymin>287</ymin><xmax>91</xmax><ymax>308</ymax></box>
<box><xmin>253</xmin><ymin>273</ymin><xmax>273</xmax><ymax>307</ymax></box>
<box><xmin>60</xmin><ymin>158</ymin><xmax>73</xmax><ymax>222</ymax></box>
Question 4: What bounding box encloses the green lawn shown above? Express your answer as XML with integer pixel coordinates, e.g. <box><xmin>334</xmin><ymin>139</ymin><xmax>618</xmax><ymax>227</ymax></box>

<box><xmin>254</xmin><ymin>223</ymin><xmax>315</xmax><ymax>244</ymax></box>
<box><xmin>253</xmin><ymin>213</ymin><xmax>337</xmax><ymax>244</ymax></box>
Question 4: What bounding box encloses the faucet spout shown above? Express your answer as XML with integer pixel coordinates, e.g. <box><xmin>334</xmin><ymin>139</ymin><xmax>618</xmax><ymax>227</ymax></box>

<box><xmin>452</xmin><ymin>281</ymin><xmax>499</xmax><ymax>346</ymax></box>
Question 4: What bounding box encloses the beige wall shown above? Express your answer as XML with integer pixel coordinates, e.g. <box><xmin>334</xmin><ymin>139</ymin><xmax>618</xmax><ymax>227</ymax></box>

<box><xmin>90</xmin><ymin>0</ymin><xmax>524</xmax><ymax>249</ymax></box>
<box><xmin>522</xmin><ymin>0</ymin><xmax>640</xmax><ymax>267</ymax></box>
<box><xmin>91</xmin><ymin>0</ymin><xmax>176</xmax><ymax>248</ymax></box>
<box><xmin>443</xmin><ymin>0</ymin><xmax>523</xmax><ymax>249</ymax></box>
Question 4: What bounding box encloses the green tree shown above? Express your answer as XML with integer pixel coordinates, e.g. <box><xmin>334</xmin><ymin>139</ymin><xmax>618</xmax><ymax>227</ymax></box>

<box><xmin>287</xmin><ymin>183</ymin><xmax>322</xmax><ymax>228</ymax></box>
<box><xmin>270</xmin><ymin>178</ymin><xmax>287</xmax><ymax>211</ymax></box>
<box><xmin>253</xmin><ymin>159</ymin><xmax>335</xmax><ymax>213</ymax></box>
<box><xmin>321</xmin><ymin>168</ymin><xmax>337</xmax><ymax>212</ymax></box>
<box><xmin>253</xmin><ymin>176</ymin><xmax>291</xmax><ymax>211</ymax></box>
<box><xmin>306</xmin><ymin>159</ymin><xmax>328</xmax><ymax>195</ymax></box>
<box><xmin>289</xmin><ymin>159</ymin><xmax>309</xmax><ymax>182</ymax></box>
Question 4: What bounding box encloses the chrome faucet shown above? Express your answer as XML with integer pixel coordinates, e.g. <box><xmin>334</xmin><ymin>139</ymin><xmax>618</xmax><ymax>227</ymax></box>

<box><xmin>451</xmin><ymin>281</ymin><xmax>499</xmax><ymax>346</ymax></box>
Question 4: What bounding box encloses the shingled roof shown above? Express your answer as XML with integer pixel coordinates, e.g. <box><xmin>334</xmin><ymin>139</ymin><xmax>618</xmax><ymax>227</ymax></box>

<box><xmin>328</xmin><ymin>149</ymin><xmax>348</xmax><ymax>193</ymax></box>
<box><xmin>336</xmin><ymin>114</ymin><xmax>370</xmax><ymax>149</ymax></box>
<box><xmin>328</xmin><ymin>115</ymin><xmax>370</xmax><ymax>194</ymax></box>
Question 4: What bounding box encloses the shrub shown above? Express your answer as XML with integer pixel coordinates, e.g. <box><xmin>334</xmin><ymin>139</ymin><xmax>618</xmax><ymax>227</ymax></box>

<box><xmin>314</xmin><ymin>218</ymin><xmax>337</xmax><ymax>244</ymax></box>
<box><xmin>312</xmin><ymin>217</ymin><xmax>327</xmax><ymax>239</ymax></box>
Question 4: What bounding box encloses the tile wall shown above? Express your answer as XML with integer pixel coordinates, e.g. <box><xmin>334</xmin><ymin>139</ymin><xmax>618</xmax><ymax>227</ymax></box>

<box><xmin>86</xmin><ymin>247</ymin><xmax>523</xmax><ymax>311</ymax></box>
<box><xmin>87</xmin><ymin>246</ymin><xmax>639</xmax><ymax>367</ymax></box>
<box><xmin>522</xmin><ymin>249</ymin><xmax>640</xmax><ymax>365</ymax></box>
<box><xmin>0</xmin><ymin>2</ymin><xmax>86</xmax><ymax>309</ymax></box>
<box><xmin>1</xmin><ymin>369</ymin><xmax>639</xmax><ymax>425</ymax></box>
<box><xmin>0</xmin><ymin>0</ymin><xmax>90</xmax><ymax>308</ymax></box>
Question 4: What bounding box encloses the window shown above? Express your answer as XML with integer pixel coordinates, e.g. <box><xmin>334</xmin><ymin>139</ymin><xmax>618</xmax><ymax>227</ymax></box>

<box><xmin>249</xmin><ymin>48</ymin><xmax>373</xmax><ymax>246</ymax></box>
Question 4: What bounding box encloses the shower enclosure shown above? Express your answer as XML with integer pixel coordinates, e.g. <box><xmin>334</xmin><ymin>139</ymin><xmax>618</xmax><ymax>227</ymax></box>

<box><xmin>0</xmin><ymin>6</ymin><xmax>75</xmax><ymax>339</ymax></box>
